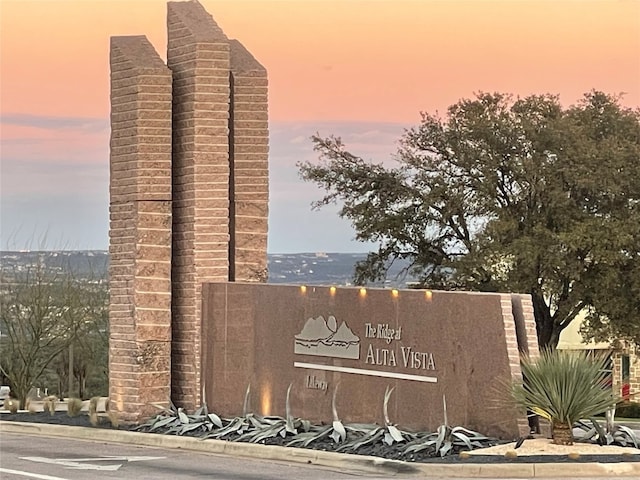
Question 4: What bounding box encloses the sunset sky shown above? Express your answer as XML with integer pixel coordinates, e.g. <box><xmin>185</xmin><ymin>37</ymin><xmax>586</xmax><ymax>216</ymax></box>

<box><xmin>1</xmin><ymin>0</ymin><xmax>639</xmax><ymax>252</ymax></box>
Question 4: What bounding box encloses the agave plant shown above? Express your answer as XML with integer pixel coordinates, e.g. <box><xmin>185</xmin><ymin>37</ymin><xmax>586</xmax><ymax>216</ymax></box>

<box><xmin>201</xmin><ymin>385</ymin><xmax>259</xmax><ymax>439</ymax></box>
<box><xmin>402</xmin><ymin>395</ymin><xmax>493</xmax><ymax>457</ymax></box>
<box><xmin>575</xmin><ymin>418</ymin><xmax>639</xmax><ymax>448</ymax></box>
<box><xmin>235</xmin><ymin>384</ymin><xmax>312</xmax><ymax>443</ymax></box>
<box><xmin>287</xmin><ymin>384</ymin><xmax>347</xmax><ymax>448</ymax></box>
<box><xmin>510</xmin><ymin>349</ymin><xmax>619</xmax><ymax>445</ymax></box>
<box><xmin>135</xmin><ymin>402</ymin><xmax>224</xmax><ymax>436</ymax></box>
<box><xmin>336</xmin><ymin>386</ymin><xmax>413</xmax><ymax>452</ymax></box>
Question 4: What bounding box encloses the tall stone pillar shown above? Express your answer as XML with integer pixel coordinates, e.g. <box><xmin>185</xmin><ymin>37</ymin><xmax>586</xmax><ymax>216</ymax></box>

<box><xmin>229</xmin><ymin>40</ymin><xmax>269</xmax><ymax>282</ymax></box>
<box><xmin>167</xmin><ymin>1</ymin><xmax>231</xmax><ymax>410</ymax></box>
<box><xmin>109</xmin><ymin>36</ymin><xmax>173</xmax><ymax>422</ymax></box>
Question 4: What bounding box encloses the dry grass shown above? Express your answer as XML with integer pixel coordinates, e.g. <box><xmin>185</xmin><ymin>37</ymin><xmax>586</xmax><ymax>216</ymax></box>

<box><xmin>67</xmin><ymin>397</ymin><xmax>83</xmax><ymax>417</ymax></box>
<box><xmin>4</xmin><ymin>398</ymin><xmax>19</xmax><ymax>414</ymax></box>
<box><xmin>105</xmin><ymin>399</ymin><xmax>119</xmax><ymax>428</ymax></box>
<box><xmin>43</xmin><ymin>396</ymin><xmax>58</xmax><ymax>416</ymax></box>
<box><xmin>88</xmin><ymin>396</ymin><xmax>100</xmax><ymax>426</ymax></box>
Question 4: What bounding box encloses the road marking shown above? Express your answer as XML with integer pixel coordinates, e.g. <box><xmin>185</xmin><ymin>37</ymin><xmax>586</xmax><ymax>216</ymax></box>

<box><xmin>294</xmin><ymin>361</ymin><xmax>438</xmax><ymax>382</ymax></box>
<box><xmin>0</xmin><ymin>468</ymin><xmax>69</xmax><ymax>480</ymax></box>
<box><xmin>20</xmin><ymin>456</ymin><xmax>165</xmax><ymax>471</ymax></box>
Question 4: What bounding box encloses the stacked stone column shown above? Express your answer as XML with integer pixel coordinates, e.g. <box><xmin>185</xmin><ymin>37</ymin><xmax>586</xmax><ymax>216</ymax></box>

<box><xmin>167</xmin><ymin>1</ymin><xmax>232</xmax><ymax>410</ymax></box>
<box><xmin>109</xmin><ymin>36</ymin><xmax>173</xmax><ymax>422</ymax></box>
<box><xmin>109</xmin><ymin>0</ymin><xmax>269</xmax><ymax>417</ymax></box>
<box><xmin>229</xmin><ymin>40</ymin><xmax>269</xmax><ymax>282</ymax></box>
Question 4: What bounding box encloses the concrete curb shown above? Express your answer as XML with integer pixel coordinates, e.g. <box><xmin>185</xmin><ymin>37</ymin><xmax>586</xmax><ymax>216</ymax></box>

<box><xmin>1</xmin><ymin>421</ymin><xmax>639</xmax><ymax>478</ymax></box>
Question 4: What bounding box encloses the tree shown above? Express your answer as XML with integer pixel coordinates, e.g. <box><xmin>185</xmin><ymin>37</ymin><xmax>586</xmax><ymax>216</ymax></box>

<box><xmin>0</xmin><ymin>252</ymin><xmax>107</xmax><ymax>406</ymax></box>
<box><xmin>50</xmin><ymin>281</ymin><xmax>108</xmax><ymax>399</ymax></box>
<box><xmin>299</xmin><ymin>91</ymin><xmax>640</xmax><ymax>348</ymax></box>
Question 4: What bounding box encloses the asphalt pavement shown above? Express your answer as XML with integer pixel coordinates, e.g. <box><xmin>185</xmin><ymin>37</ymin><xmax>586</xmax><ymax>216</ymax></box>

<box><xmin>1</xmin><ymin>421</ymin><xmax>639</xmax><ymax>479</ymax></box>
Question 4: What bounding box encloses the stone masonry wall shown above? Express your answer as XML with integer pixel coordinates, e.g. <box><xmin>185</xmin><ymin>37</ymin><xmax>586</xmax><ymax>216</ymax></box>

<box><xmin>612</xmin><ymin>346</ymin><xmax>640</xmax><ymax>401</ymax></box>
<box><xmin>109</xmin><ymin>1</ymin><xmax>269</xmax><ymax>416</ymax></box>
<box><xmin>229</xmin><ymin>40</ymin><xmax>269</xmax><ymax>282</ymax></box>
<box><xmin>109</xmin><ymin>35</ymin><xmax>173</xmax><ymax>422</ymax></box>
<box><xmin>167</xmin><ymin>1</ymin><xmax>231</xmax><ymax>410</ymax></box>
<box><xmin>500</xmin><ymin>293</ymin><xmax>541</xmax><ymax>437</ymax></box>
<box><xmin>629</xmin><ymin>349</ymin><xmax>640</xmax><ymax>400</ymax></box>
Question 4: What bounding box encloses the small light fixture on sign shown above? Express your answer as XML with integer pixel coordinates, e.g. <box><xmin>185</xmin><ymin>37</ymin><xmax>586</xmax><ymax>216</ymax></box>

<box><xmin>425</xmin><ymin>290</ymin><xmax>433</xmax><ymax>301</ymax></box>
<box><xmin>359</xmin><ymin>288</ymin><xmax>367</xmax><ymax>297</ymax></box>
<box><xmin>261</xmin><ymin>384</ymin><xmax>272</xmax><ymax>416</ymax></box>
<box><xmin>300</xmin><ymin>285</ymin><xmax>307</xmax><ymax>294</ymax></box>
<box><xmin>391</xmin><ymin>289</ymin><xmax>399</xmax><ymax>298</ymax></box>
<box><xmin>330</xmin><ymin>286</ymin><xmax>337</xmax><ymax>296</ymax></box>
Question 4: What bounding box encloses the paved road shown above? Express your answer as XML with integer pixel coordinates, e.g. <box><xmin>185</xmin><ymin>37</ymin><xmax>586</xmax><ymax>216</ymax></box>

<box><xmin>0</xmin><ymin>432</ymin><xmax>631</xmax><ymax>480</ymax></box>
<box><xmin>1</xmin><ymin>432</ymin><xmax>387</xmax><ymax>480</ymax></box>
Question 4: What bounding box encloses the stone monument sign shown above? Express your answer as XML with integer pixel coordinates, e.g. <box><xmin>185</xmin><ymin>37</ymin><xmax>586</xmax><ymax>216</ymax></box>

<box><xmin>201</xmin><ymin>284</ymin><xmax>539</xmax><ymax>438</ymax></box>
<box><xmin>109</xmin><ymin>1</ymin><xmax>539</xmax><ymax>439</ymax></box>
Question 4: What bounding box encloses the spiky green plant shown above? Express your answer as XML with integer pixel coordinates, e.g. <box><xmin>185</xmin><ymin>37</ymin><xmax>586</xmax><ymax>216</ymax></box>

<box><xmin>510</xmin><ymin>349</ymin><xmax>619</xmax><ymax>445</ymax></box>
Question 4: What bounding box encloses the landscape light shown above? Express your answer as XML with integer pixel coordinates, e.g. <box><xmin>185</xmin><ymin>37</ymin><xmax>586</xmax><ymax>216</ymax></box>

<box><xmin>425</xmin><ymin>290</ymin><xmax>433</xmax><ymax>301</ymax></box>
<box><xmin>300</xmin><ymin>285</ymin><xmax>307</xmax><ymax>294</ymax></box>
<box><xmin>261</xmin><ymin>384</ymin><xmax>272</xmax><ymax>416</ymax></box>
<box><xmin>391</xmin><ymin>289</ymin><xmax>399</xmax><ymax>298</ymax></box>
<box><xmin>330</xmin><ymin>286</ymin><xmax>337</xmax><ymax>296</ymax></box>
<box><xmin>359</xmin><ymin>288</ymin><xmax>367</xmax><ymax>297</ymax></box>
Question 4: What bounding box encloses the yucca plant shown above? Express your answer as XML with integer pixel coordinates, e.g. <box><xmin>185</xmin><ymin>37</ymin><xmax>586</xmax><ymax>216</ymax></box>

<box><xmin>510</xmin><ymin>349</ymin><xmax>619</xmax><ymax>445</ymax></box>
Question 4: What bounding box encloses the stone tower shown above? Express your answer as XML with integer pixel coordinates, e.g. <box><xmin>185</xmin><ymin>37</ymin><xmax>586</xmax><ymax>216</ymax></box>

<box><xmin>109</xmin><ymin>0</ymin><xmax>268</xmax><ymax>421</ymax></box>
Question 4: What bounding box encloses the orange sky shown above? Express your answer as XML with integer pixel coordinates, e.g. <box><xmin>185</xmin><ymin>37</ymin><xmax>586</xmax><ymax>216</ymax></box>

<box><xmin>1</xmin><ymin>0</ymin><xmax>639</xmax><ymax>123</ymax></box>
<box><xmin>1</xmin><ymin>0</ymin><xmax>639</xmax><ymax>252</ymax></box>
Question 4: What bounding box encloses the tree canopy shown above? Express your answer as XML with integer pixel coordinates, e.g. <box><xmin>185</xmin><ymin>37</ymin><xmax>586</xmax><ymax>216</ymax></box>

<box><xmin>298</xmin><ymin>91</ymin><xmax>640</xmax><ymax>348</ymax></box>
<box><xmin>0</xmin><ymin>254</ymin><xmax>108</xmax><ymax>406</ymax></box>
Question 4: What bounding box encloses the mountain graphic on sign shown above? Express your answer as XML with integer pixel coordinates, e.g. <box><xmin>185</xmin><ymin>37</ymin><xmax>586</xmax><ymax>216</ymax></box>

<box><xmin>294</xmin><ymin>315</ymin><xmax>360</xmax><ymax>359</ymax></box>
<box><xmin>295</xmin><ymin>315</ymin><xmax>335</xmax><ymax>343</ymax></box>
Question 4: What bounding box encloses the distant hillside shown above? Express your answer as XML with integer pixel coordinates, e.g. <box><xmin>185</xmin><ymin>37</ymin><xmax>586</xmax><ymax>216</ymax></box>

<box><xmin>269</xmin><ymin>252</ymin><xmax>416</xmax><ymax>286</ymax></box>
<box><xmin>0</xmin><ymin>251</ymin><xmax>417</xmax><ymax>287</ymax></box>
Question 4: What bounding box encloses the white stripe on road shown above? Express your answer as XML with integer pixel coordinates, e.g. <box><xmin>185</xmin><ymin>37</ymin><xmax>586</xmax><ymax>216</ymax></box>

<box><xmin>0</xmin><ymin>468</ymin><xmax>69</xmax><ymax>480</ymax></box>
<box><xmin>20</xmin><ymin>457</ymin><xmax>120</xmax><ymax>471</ymax></box>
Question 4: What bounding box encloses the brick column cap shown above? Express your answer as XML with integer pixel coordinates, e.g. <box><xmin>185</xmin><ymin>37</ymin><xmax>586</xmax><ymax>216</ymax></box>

<box><xmin>111</xmin><ymin>35</ymin><xmax>168</xmax><ymax>70</ymax></box>
<box><xmin>168</xmin><ymin>0</ymin><xmax>228</xmax><ymax>43</ymax></box>
<box><xmin>230</xmin><ymin>39</ymin><xmax>266</xmax><ymax>74</ymax></box>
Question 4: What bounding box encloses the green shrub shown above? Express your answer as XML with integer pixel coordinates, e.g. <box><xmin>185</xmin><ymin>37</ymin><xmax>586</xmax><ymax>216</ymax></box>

<box><xmin>510</xmin><ymin>349</ymin><xmax>619</xmax><ymax>445</ymax></box>
<box><xmin>616</xmin><ymin>402</ymin><xmax>640</xmax><ymax>418</ymax></box>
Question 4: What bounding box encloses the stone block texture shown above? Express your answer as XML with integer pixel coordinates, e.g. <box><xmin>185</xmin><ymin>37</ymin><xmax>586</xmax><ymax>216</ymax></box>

<box><xmin>109</xmin><ymin>1</ymin><xmax>269</xmax><ymax>416</ymax></box>
<box><xmin>504</xmin><ymin>294</ymin><xmax>541</xmax><ymax>437</ymax></box>
<box><xmin>167</xmin><ymin>0</ymin><xmax>270</xmax><ymax>410</ymax></box>
<box><xmin>168</xmin><ymin>0</ymin><xmax>231</xmax><ymax>410</ymax></box>
<box><xmin>229</xmin><ymin>40</ymin><xmax>269</xmax><ymax>283</ymax></box>
<box><xmin>109</xmin><ymin>35</ymin><xmax>173</xmax><ymax>422</ymax></box>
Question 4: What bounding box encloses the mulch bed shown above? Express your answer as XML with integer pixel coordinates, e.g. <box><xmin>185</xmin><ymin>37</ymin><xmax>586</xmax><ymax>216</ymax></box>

<box><xmin>1</xmin><ymin>411</ymin><xmax>120</xmax><ymax>429</ymax></box>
